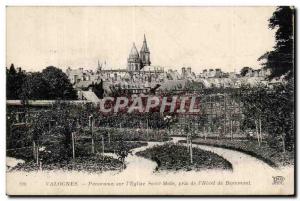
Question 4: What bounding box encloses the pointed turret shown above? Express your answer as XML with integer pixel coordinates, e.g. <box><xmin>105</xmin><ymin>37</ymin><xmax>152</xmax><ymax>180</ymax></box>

<box><xmin>140</xmin><ymin>34</ymin><xmax>151</xmax><ymax>68</ymax></box>
<box><xmin>127</xmin><ymin>43</ymin><xmax>141</xmax><ymax>71</ymax></box>
<box><xmin>129</xmin><ymin>43</ymin><xmax>139</xmax><ymax>59</ymax></box>
<box><xmin>140</xmin><ymin>34</ymin><xmax>150</xmax><ymax>53</ymax></box>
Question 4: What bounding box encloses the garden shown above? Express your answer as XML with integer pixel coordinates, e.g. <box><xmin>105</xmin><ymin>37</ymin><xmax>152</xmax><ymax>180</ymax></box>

<box><xmin>136</xmin><ymin>143</ymin><xmax>232</xmax><ymax>171</ymax></box>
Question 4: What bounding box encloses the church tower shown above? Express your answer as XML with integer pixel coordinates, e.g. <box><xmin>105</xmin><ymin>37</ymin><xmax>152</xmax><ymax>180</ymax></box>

<box><xmin>127</xmin><ymin>43</ymin><xmax>141</xmax><ymax>71</ymax></box>
<box><xmin>140</xmin><ymin>34</ymin><xmax>151</xmax><ymax>68</ymax></box>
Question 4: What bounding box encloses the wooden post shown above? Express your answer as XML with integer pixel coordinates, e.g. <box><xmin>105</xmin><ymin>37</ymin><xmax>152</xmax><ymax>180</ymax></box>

<box><xmin>90</xmin><ymin>115</ymin><xmax>95</xmax><ymax>154</ymax></box>
<box><xmin>102</xmin><ymin>135</ymin><xmax>105</xmax><ymax>158</ymax></box>
<box><xmin>91</xmin><ymin>138</ymin><xmax>95</xmax><ymax>154</ymax></box>
<box><xmin>16</xmin><ymin>112</ymin><xmax>19</xmax><ymax>123</ymax></box>
<box><xmin>36</xmin><ymin>144</ymin><xmax>39</xmax><ymax>165</ymax></box>
<box><xmin>224</xmin><ymin>94</ymin><xmax>227</xmax><ymax>138</ymax></box>
<box><xmin>147</xmin><ymin>118</ymin><xmax>149</xmax><ymax>141</ymax></box>
<box><xmin>230</xmin><ymin>120</ymin><xmax>233</xmax><ymax>141</ymax></box>
<box><xmin>259</xmin><ymin>118</ymin><xmax>262</xmax><ymax>143</ymax></box>
<box><xmin>255</xmin><ymin>120</ymin><xmax>260</xmax><ymax>146</ymax></box>
<box><xmin>72</xmin><ymin>132</ymin><xmax>75</xmax><ymax>159</ymax></box>
<box><xmin>281</xmin><ymin>134</ymin><xmax>286</xmax><ymax>153</ymax></box>
<box><xmin>190</xmin><ymin>138</ymin><xmax>193</xmax><ymax>164</ymax></box>
<box><xmin>33</xmin><ymin>141</ymin><xmax>36</xmax><ymax>160</ymax></box>
<box><xmin>187</xmin><ymin>133</ymin><xmax>189</xmax><ymax>153</ymax></box>
<box><xmin>145</xmin><ymin>119</ymin><xmax>148</xmax><ymax>140</ymax></box>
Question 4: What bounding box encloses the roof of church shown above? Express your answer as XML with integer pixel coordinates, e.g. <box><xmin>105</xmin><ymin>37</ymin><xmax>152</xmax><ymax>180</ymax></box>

<box><xmin>140</xmin><ymin>34</ymin><xmax>149</xmax><ymax>53</ymax></box>
<box><xmin>129</xmin><ymin>43</ymin><xmax>139</xmax><ymax>59</ymax></box>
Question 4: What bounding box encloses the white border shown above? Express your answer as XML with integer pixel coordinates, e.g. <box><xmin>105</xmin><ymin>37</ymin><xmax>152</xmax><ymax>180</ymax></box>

<box><xmin>1</xmin><ymin>0</ymin><xmax>299</xmax><ymax>6</ymax></box>
<box><xmin>0</xmin><ymin>0</ymin><xmax>299</xmax><ymax>200</ymax></box>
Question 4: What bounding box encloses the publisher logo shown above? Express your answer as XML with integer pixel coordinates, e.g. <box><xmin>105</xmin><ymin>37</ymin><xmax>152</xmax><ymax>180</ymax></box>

<box><xmin>272</xmin><ymin>176</ymin><xmax>285</xmax><ymax>185</ymax></box>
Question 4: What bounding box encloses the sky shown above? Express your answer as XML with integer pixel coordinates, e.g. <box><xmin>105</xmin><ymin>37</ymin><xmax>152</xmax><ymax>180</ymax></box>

<box><xmin>6</xmin><ymin>6</ymin><xmax>277</xmax><ymax>73</ymax></box>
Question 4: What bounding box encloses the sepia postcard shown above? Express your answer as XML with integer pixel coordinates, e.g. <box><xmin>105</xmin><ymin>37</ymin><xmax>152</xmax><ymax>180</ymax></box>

<box><xmin>6</xmin><ymin>6</ymin><xmax>295</xmax><ymax>196</ymax></box>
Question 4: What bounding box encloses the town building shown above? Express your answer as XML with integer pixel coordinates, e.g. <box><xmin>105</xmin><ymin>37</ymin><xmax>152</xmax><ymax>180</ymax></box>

<box><xmin>65</xmin><ymin>35</ymin><xmax>275</xmax><ymax>101</ymax></box>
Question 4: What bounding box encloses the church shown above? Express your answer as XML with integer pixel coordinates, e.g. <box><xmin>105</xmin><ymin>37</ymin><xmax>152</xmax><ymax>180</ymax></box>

<box><xmin>127</xmin><ymin>34</ymin><xmax>151</xmax><ymax>71</ymax></box>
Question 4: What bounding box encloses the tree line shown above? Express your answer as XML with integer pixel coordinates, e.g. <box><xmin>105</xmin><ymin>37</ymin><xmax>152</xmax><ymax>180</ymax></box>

<box><xmin>6</xmin><ymin>64</ymin><xmax>77</xmax><ymax>101</ymax></box>
<box><xmin>238</xmin><ymin>6</ymin><xmax>294</xmax><ymax>152</ymax></box>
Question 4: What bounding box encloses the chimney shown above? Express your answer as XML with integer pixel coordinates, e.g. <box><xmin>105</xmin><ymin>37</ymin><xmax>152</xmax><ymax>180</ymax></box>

<box><xmin>182</xmin><ymin>67</ymin><xmax>186</xmax><ymax>76</ymax></box>
<box><xmin>187</xmin><ymin>67</ymin><xmax>191</xmax><ymax>74</ymax></box>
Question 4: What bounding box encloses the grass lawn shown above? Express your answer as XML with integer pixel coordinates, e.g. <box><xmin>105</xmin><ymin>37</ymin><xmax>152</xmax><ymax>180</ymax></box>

<box><xmin>185</xmin><ymin>138</ymin><xmax>294</xmax><ymax>168</ymax></box>
<box><xmin>136</xmin><ymin>143</ymin><xmax>232</xmax><ymax>171</ymax></box>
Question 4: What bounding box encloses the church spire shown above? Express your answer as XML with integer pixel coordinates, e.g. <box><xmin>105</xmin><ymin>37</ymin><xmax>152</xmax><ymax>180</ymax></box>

<box><xmin>140</xmin><ymin>34</ymin><xmax>149</xmax><ymax>53</ymax></box>
<box><xmin>97</xmin><ymin>59</ymin><xmax>102</xmax><ymax>71</ymax></box>
<box><xmin>140</xmin><ymin>34</ymin><xmax>151</xmax><ymax>67</ymax></box>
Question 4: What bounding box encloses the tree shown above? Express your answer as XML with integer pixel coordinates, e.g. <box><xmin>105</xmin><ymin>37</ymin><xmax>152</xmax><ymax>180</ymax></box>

<box><xmin>31</xmin><ymin>104</ymin><xmax>79</xmax><ymax>164</ymax></box>
<box><xmin>41</xmin><ymin>66</ymin><xmax>77</xmax><ymax>100</ymax></box>
<box><xmin>115</xmin><ymin>138</ymin><xmax>130</xmax><ymax>169</ymax></box>
<box><xmin>238</xmin><ymin>83</ymin><xmax>294</xmax><ymax>151</ymax></box>
<box><xmin>258</xmin><ymin>6</ymin><xmax>294</xmax><ymax>80</ymax></box>
<box><xmin>7</xmin><ymin>65</ymin><xmax>78</xmax><ymax>100</ymax></box>
<box><xmin>19</xmin><ymin>72</ymin><xmax>50</xmax><ymax>102</ymax></box>
<box><xmin>240</xmin><ymin>67</ymin><xmax>253</xmax><ymax>77</ymax></box>
<box><xmin>92</xmin><ymin>79</ymin><xmax>104</xmax><ymax>99</ymax></box>
<box><xmin>256</xmin><ymin>6</ymin><xmax>295</xmax><ymax>152</ymax></box>
<box><xmin>263</xmin><ymin>80</ymin><xmax>294</xmax><ymax>152</ymax></box>
<box><xmin>6</xmin><ymin>64</ymin><xmax>27</xmax><ymax>99</ymax></box>
<box><xmin>239</xmin><ymin>84</ymin><xmax>270</xmax><ymax>146</ymax></box>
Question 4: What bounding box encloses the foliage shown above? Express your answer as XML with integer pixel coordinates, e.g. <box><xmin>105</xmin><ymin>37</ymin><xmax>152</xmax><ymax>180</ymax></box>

<box><xmin>185</xmin><ymin>80</ymin><xmax>205</xmax><ymax>90</ymax></box>
<box><xmin>258</xmin><ymin>6</ymin><xmax>294</xmax><ymax>80</ymax></box>
<box><xmin>114</xmin><ymin>138</ymin><xmax>130</xmax><ymax>164</ymax></box>
<box><xmin>263</xmin><ymin>80</ymin><xmax>294</xmax><ymax>151</ymax></box>
<box><xmin>136</xmin><ymin>143</ymin><xmax>232</xmax><ymax>171</ymax></box>
<box><xmin>19</xmin><ymin>72</ymin><xmax>50</xmax><ymax>101</ymax></box>
<box><xmin>92</xmin><ymin>79</ymin><xmax>104</xmax><ymax>99</ymax></box>
<box><xmin>29</xmin><ymin>104</ymin><xmax>79</xmax><ymax>163</ymax></box>
<box><xmin>240</xmin><ymin>66</ymin><xmax>253</xmax><ymax>77</ymax></box>
<box><xmin>10</xmin><ymin>155</ymin><xmax>123</xmax><ymax>172</ymax></box>
<box><xmin>6</xmin><ymin>64</ymin><xmax>26</xmax><ymax>100</ymax></box>
<box><xmin>237</xmin><ymin>82</ymin><xmax>294</xmax><ymax>152</ymax></box>
<box><xmin>41</xmin><ymin>66</ymin><xmax>77</xmax><ymax>100</ymax></box>
<box><xmin>6</xmin><ymin>65</ymin><xmax>78</xmax><ymax>101</ymax></box>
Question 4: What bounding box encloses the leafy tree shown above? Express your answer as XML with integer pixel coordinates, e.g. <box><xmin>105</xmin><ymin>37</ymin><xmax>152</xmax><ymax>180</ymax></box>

<box><xmin>240</xmin><ymin>67</ymin><xmax>253</xmax><ymax>77</ymax></box>
<box><xmin>31</xmin><ymin>104</ymin><xmax>79</xmax><ymax>163</ymax></box>
<box><xmin>19</xmin><ymin>72</ymin><xmax>50</xmax><ymax>102</ymax></box>
<box><xmin>6</xmin><ymin>64</ymin><xmax>27</xmax><ymax>99</ymax></box>
<box><xmin>239</xmin><ymin>84</ymin><xmax>269</xmax><ymax>145</ymax></box>
<box><xmin>258</xmin><ymin>6</ymin><xmax>294</xmax><ymax>80</ymax></box>
<box><xmin>263</xmin><ymin>80</ymin><xmax>294</xmax><ymax>151</ymax></box>
<box><xmin>7</xmin><ymin>64</ymin><xmax>78</xmax><ymax>100</ymax></box>
<box><xmin>238</xmin><ymin>83</ymin><xmax>294</xmax><ymax>152</ymax></box>
<box><xmin>92</xmin><ymin>79</ymin><xmax>104</xmax><ymax>99</ymax></box>
<box><xmin>41</xmin><ymin>66</ymin><xmax>77</xmax><ymax>100</ymax></box>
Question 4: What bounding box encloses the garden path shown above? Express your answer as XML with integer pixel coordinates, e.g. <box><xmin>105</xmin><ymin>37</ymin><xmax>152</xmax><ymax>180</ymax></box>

<box><xmin>171</xmin><ymin>137</ymin><xmax>273</xmax><ymax>173</ymax></box>
<box><xmin>7</xmin><ymin>138</ymin><xmax>294</xmax><ymax>195</ymax></box>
